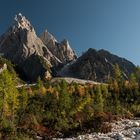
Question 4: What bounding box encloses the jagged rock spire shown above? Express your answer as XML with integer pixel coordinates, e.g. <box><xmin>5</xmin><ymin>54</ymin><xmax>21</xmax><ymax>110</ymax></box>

<box><xmin>13</xmin><ymin>13</ymin><xmax>34</xmax><ymax>31</ymax></box>
<box><xmin>40</xmin><ymin>29</ymin><xmax>57</xmax><ymax>44</ymax></box>
<box><xmin>40</xmin><ymin>30</ymin><xmax>77</xmax><ymax>63</ymax></box>
<box><xmin>0</xmin><ymin>13</ymin><xmax>62</xmax><ymax>81</ymax></box>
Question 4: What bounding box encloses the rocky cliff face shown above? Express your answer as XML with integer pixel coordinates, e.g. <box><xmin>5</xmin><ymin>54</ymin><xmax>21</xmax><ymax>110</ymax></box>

<box><xmin>0</xmin><ymin>13</ymin><xmax>61</xmax><ymax>65</ymax></box>
<box><xmin>58</xmin><ymin>48</ymin><xmax>136</xmax><ymax>82</ymax></box>
<box><xmin>0</xmin><ymin>14</ymin><xmax>58</xmax><ymax>81</ymax></box>
<box><xmin>40</xmin><ymin>30</ymin><xmax>77</xmax><ymax>64</ymax></box>
<box><xmin>0</xmin><ymin>13</ymin><xmax>76</xmax><ymax>81</ymax></box>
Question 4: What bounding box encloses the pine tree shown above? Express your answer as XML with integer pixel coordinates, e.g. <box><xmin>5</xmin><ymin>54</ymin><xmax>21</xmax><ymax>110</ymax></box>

<box><xmin>101</xmin><ymin>85</ymin><xmax>108</xmax><ymax>111</ymax></box>
<box><xmin>0</xmin><ymin>70</ymin><xmax>18</xmax><ymax>120</ymax></box>
<box><xmin>37</xmin><ymin>77</ymin><xmax>46</xmax><ymax>94</ymax></box>
<box><xmin>130</xmin><ymin>73</ymin><xmax>138</xmax><ymax>88</ymax></box>
<box><xmin>114</xmin><ymin>64</ymin><xmax>122</xmax><ymax>84</ymax></box>
<box><xmin>129</xmin><ymin>73</ymin><xmax>139</xmax><ymax>102</ymax></box>
<box><xmin>58</xmin><ymin>80</ymin><xmax>71</xmax><ymax>114</ymax></box>
<box><xmin>17</xmin><ymin>87</ymin><xmax>29</xmax><ymax>125</ymax></box>
<box><xmin>134</xmin><ymin>66</ymin><xmax>140</xmax><ymax>84</ymax></box>
<box><xmin>0</xmin><ymin>69</ymin><xmax>18</xmax><ymax>139</ymax></box>
<box><xmin>93</xmin><ymin>85</ymin><xmax>103</xmax><ymax>114</ymax></box>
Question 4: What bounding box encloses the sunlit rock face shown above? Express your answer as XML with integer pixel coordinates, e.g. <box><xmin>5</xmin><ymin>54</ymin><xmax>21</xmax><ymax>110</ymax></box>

<box><xmin>40</xmin><ymin>30</ymin><xmax>77</xmax><ymax>64</ymax></box>
<box><xmin>0</xmin><ymin>13</ymin><xmax>58</xmax><ymax>81</ymax></box>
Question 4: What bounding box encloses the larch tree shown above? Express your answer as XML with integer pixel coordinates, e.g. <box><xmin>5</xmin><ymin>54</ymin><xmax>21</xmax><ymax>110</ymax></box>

<box><xmin>0</xmin><ymin>69</ymin><xmax>18</xmax><ymax>121</ymax></box>
<box><xmin>93</xmin><ymin>85</ymin><xmax>103</xmax><ymax>114</ymax></box>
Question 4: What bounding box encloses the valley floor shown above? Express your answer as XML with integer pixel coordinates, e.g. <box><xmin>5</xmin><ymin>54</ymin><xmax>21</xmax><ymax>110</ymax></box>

<box><xmin>53</xmin><ymin>118</ymin><xmax>140</xmax><ymax>140</ymax></box>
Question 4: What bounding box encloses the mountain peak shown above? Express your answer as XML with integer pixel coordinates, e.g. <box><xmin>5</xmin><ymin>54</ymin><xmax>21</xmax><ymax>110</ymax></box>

<box><xmin>13</xmin><ymin>13</ymin><xmax>34</xmax><ymax>31</ymax></box>
<box><xmin>58</xmin><ymin>48</ymin><xmax>135</xmax><ymax>82</ymax></box>
<box><xmin>0</xmin><ymin>13</ymin><xmax>62</xmax><ymax>81</ymax></box>
<box><xmin>40</xmin><ymin>29</ymin><xmax>57</xmax><ymax>44</ymax></box>
<box><xmin>61</xmin><ymin>39</ymin><xmax>70</xmax><ymax>47</ymax></box>
<box><xmin>40</xmin><ymin>30</ymin><xmax>77</xmax><ymax>63</ymax></box>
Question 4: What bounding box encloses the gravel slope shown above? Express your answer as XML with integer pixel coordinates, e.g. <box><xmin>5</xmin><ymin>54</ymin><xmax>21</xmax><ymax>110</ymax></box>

<box><xmin>53</xmin><ymin>119</ymin><xmax>140</xmax><ymax>140</ymax></box>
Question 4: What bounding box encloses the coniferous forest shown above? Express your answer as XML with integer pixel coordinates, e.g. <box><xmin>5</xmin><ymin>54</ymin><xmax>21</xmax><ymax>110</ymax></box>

<box><xmin>0</xmin><ymin>58</ymin><xmax>140</xmax><ymax>139</ymax></box>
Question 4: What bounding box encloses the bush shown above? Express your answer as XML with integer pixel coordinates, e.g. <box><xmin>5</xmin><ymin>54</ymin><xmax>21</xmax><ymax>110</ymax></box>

<box><xmin>100</xmin><ymin>122</ymin><xmax>112</xmax><ymax>133</ymax></box>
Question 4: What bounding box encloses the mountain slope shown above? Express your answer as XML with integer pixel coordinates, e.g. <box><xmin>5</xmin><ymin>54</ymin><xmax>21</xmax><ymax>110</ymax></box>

<box><xmin>58</xmin><ymin>48</ymin><xmax>136</xmax><ymax>82</ymax></box>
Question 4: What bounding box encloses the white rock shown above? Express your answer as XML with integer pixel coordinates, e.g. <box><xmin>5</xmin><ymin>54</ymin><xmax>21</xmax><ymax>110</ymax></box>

<box><xmin>128</xmin><ymin>121</ymin><xmax>133</xmax><ymax>126</ymax></box>
<box><xmin>133</xmin><ymin>122</ymin><xmax>139</xmax><ymax>127</ymax></box>
<box><xmin>36</xmin><ymin>135</ymin><xmax>43</xmax><ymax>140</ymax></box>
<box><xmin>77</xmin><ymin>135</ymin><xmax>82</xmax><ymax>140</ymax></box>
<box><xmin>111</xmin><ymin>133</ymin><xmax>125</xmax><ymax>140</ymax></box>
<box><xmin>53</xmin><ymin>119</ymin><xmax>140</xmax><ymax>140</ymax></box>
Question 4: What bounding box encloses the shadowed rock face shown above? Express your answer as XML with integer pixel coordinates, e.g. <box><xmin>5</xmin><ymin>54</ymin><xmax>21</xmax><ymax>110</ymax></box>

<box><xmin>40</xmin><ymin>30</ymin><xmax>77</xmax><ymax>64</ymax></box>
<box><xmin>58</xmin><ymin>48</ymin><xmax>136</xmax><ymax>82</ymax></box>
<box><xmin>21</xmin><ymin>54</ymin><xmax>51</xmax><ymax>81</ymax></box>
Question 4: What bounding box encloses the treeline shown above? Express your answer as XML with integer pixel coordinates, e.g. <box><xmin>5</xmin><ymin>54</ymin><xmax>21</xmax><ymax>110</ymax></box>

<box><xmin>0</xmin><ymin>65</ymin><xmax>140</xmax><ymax>139</ymax></box>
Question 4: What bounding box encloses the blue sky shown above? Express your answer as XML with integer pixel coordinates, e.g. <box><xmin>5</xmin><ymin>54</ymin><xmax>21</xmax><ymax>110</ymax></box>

<box><xmin>0</xmin><ymin>0</ymin><xmax>140</xmax><ymax>65</ymax></box>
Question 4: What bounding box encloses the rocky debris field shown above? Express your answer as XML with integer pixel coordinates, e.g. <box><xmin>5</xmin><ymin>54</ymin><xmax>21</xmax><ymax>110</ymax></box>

<box><xmin>53</xmin><ymin>118</ymin><xmax>140</xmax><ymax>140</ymax></box>
<box><xmin>51</xmin><ymin>77</ymin><xmax>101</xmax><ymax>85</ymax></box>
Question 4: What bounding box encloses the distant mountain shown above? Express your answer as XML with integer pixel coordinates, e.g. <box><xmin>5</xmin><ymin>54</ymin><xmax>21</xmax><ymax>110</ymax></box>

<box><xmin>0</xmin><ymin>13</ymin><xmax>76</xmax><ymax>81</ymax></box>
<box><xmin>57</xmin><ymin>48</ymin><xmax>136</xmax><ymax>82</ymax></box>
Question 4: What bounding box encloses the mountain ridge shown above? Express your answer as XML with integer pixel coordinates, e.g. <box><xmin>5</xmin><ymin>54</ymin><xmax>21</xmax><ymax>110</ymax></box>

<box><xmin>0</xmin><ymin>13</ymin><xmax>136</xmax><ymax>82</ymax></box>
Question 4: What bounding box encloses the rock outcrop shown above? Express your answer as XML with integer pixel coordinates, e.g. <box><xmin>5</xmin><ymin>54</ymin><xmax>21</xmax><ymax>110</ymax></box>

<box><xmin>40</xmin><ymin>30</ymin><xmax>77</xmax><ymax>64</ymax></box>
<box><xmin>58</xmin><ymin>48</ymin><xmax>135</xmax><ymax>82</ymax></box>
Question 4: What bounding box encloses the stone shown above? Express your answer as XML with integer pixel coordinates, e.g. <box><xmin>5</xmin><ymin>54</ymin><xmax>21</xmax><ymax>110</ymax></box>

<box><xmin>136</xmin><ymin>134</ymin><xmax>140</xmax><ymax>140</ymax></box>
<box><xmin>77</xmin><ymin>135</ymin><xmax>82</xmax><ymax>140</ymax></box>
<box><xmin>36</xmin><ymin>135</ymin><xmax>43</xmax><ymax>140</ymax></box>
<box><xmin>111</xmin><ymin>133</ymin><xmax>125</xmax><ymax>140</ymax></box>
<box><xmin>45</xmin><ymin>71</ymin><xmax>52</xmax><ymax>80</ymax></box>
<box><xmin>133</xmin><ymin>122</ymin><xmax>139</xmax><ymax>127</ymax></box>
<box><xmin>0</xmin><ymin>63</ymin><xmax>7</xmax><ymax>73</ymax></box>
<box><xmin>52</xmin><ymin>119</ymin><xmax>140</xmax><ymax>140</ymax></box>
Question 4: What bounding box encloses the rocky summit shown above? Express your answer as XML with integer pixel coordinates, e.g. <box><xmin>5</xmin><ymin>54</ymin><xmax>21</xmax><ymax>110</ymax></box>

<box><xmin>0</xmin><ymin>13</ymin><xmax>76</xmax><ymax>81</ymax></box>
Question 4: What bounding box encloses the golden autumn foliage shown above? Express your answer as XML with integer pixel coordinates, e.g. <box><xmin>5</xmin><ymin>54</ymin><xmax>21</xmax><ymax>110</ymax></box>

<box><xmin>0</xmin><ymin>66</ymin><xmax>140</xmax><ymax>139</ymax></box>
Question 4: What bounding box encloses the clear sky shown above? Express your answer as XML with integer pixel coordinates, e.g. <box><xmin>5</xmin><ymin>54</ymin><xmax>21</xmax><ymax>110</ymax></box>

<box><xmin>0</xmin><ymin>0</ymin><xmax>140</xmax><ymax>65</ymax></box>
